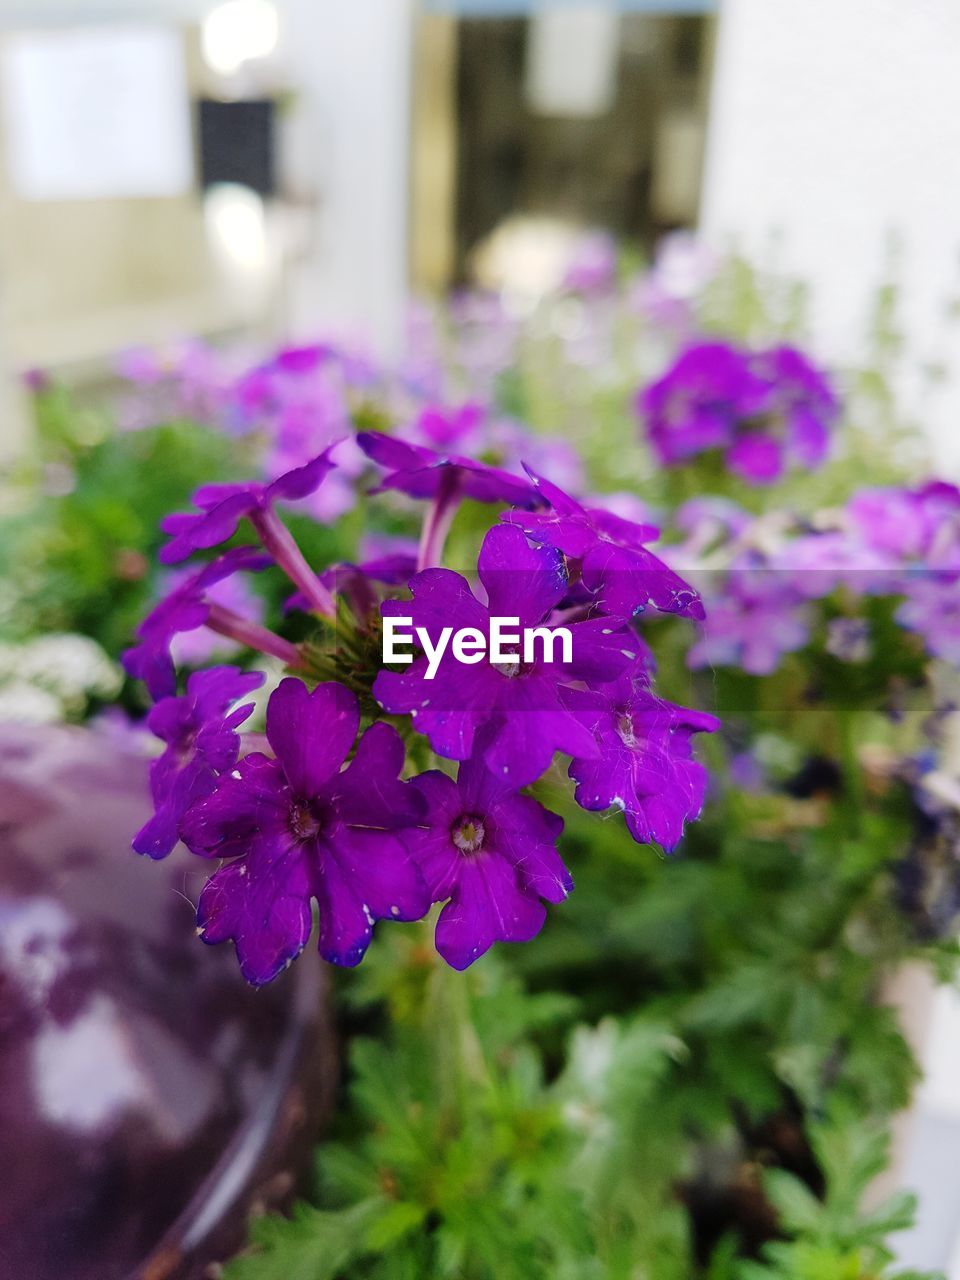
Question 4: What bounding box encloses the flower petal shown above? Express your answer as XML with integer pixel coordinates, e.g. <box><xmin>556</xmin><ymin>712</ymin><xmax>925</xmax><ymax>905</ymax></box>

<box><xmin>477</xmin><ymin>525</ymin><xmax>567</xmax><ymax>624</ymax></box>
<box><xmin>434</xmin><ymin>854</ymin><xmax>547</xmax><ymax>970</ymax></box>
<box><xmin>180</xmin><ymin>753</ymin><xmax>289</xmax><ymax>858</ymax></box>
<box><xmin>197</xmin><ymin>838</ymin><xmax>313</xmax><ymax>985</ymax></box>
<box><xmin>266</xmin><ymin>678</ymin><xmax>359</xmax><ymax>798</ymax></box>
<box><xmin>327</xmin><ymin>827</ymin><xmax>431</xmax><ymax>923</ymax></box>
<box><xmin>330</xmin><ymin>722</ymin><xmax>424</xmax><ymax>828</ymax></box>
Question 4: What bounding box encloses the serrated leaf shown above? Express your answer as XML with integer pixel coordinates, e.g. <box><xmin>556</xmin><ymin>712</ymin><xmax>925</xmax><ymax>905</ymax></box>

<box><xmin>224</xmin><ymin>1197</ymin><xmax>387</xmax><ymax>1280</ymax></box>
<box><xmin>762</xmin><ymin>1168</ymin><xmax>823</xmax><ymax>1234</ymax></box>
<box><xmin>366</xmin><ymin>1201</ymin><xmax>428</xmax><ymax>1251</ymax></box>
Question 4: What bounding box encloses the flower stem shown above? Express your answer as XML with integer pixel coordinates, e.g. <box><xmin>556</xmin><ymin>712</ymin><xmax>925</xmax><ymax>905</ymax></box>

<box><xmin>417</xmin><ymin>471</ymin><xmax>463</xmax><ymax>572</ymax></box>
<box><xmin>423</xmin><ymin>925</ymin><xmax>489</xmax><ymax>1115</ymax></box>
<box><xmin>838</xmin><ymin>708</ymin><xmax>866</xmax><ymax>836</ymax></box>
<box><xmin>207</xmin><ymin>603</ymin><xmax>303</xmax><ymax>669</ymax></box>
<box><xmin>251</xmin><ymin>507</ymin><xmax>337</xmax><ymax>618</ymax></box>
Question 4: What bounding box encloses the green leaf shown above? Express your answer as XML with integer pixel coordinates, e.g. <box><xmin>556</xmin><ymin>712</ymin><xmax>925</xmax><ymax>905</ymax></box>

<box><xmin>762</xmin><ymin>1169</ymin><xmax>823</xmax><ymax>1235</ymax></box>
<box><xmin>365</xmin><ymin>1201</ymin><xmax>428</xmax><ymax>1251</ymax></box>
<box><xmin>224</xmin><ymin>1198</ymin><xmax>387</xmax><ymax>1280</ymax></box>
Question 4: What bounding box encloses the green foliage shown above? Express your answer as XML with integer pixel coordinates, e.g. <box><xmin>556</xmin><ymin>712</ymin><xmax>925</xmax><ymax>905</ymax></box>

<box><xmin>7</xmin><ymin>260</ymin><xmax>954</xmax><ymax>1279</ymax></box>
<box><xmin>730</xmin><ymin>1114</ymin><xmax>942</xmax><ymax>1280</ymax></box>
<box><xmin>0</xmin><ymin>398</ymin><xmax>248</xmax><ymax>663</ymax></box>
<box><xmin>227</xmin><ymin>865</ymin><xmax>942</xmax><ymax>1274</ymax></box>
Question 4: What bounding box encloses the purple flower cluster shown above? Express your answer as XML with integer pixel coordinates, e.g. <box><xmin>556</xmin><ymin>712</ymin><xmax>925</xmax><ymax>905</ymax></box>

<box><xmin>677</xmin><ymin>479</ymin><xmax>960</xmax><ymax>678</ymax></box>
<box><xmin>233</xmin><ymin>344</ymin><xmax>366</xmax><ymax>521</ymax></box>
<box><xmin>124</xmin><ymin>435</ymin><xmax>716</xmax><ymax>983</ymax></box>
<box><xmin>638</xmin><ymin>340</ymin><xmax>839</xmax><ymax>484</ymax></box>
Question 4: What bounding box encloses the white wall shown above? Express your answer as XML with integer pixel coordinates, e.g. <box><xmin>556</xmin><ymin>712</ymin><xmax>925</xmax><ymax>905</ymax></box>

<box><xmin>279</xmin><ymin>0</ymin><xmax>414</xmax><ymax>357</ymax></box>
<box><xmin>701</xmin><ymin>0</ymin><xmax>960</xmax><ymax>474</ymax></box>
<box><xmin>0</xmin><ymin>0</ymin><xmax>205</xmax><ymax>23</ymax></box>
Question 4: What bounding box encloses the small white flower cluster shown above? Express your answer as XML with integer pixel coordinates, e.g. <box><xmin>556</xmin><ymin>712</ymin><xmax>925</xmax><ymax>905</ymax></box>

<box><xmin>0</xmin><ymin>633</ymin><xmax>122</xmax><ymax>723</ymax></box>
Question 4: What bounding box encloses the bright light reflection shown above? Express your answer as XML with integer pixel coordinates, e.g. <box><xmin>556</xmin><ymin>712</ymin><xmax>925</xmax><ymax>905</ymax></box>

<box><xmin>201</xmin><ymin>0</ymin><xmax>279</xmax><ymax>76</ymax></box>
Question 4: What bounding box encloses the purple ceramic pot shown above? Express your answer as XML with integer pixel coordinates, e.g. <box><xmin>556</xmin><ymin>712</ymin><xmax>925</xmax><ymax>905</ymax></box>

<box><xmin>0</xmin><ymin>723</ymin><xmax>336</xmax><ymax>1280</ymax></box>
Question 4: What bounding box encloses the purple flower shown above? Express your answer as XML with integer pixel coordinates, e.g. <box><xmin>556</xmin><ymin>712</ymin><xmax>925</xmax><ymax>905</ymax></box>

<box><xmin>503</xmin><ymin>470</ymin><xmax>704</xmax><ymax>620</ymax></box>
<box><xmin>489</xmin><ymin>419</ymin><xmax>585</xmax><ymax>494</ymax></box>
<box><xmin>896</xmin><ymin>577</ymin><xmax>960</xmax><ymax>663</ymax></box>
<box><xmin>238</xmin><ymin>348</ymin><xmax>361</xmax><ymax>522</ymax></box>
<box><xmin>726</xmin><ymin>433</ymin><xmax>784</xmax><ymax>483</ymax></box>
<box><xmin>562</xmin><ymin>230</ymin><xmax>618</xmax><ymax>294</ymax></box>
<box><xmin>181</xmin><ymin>678</ymin><xmax>430</xmax><ymax>983</ymax></box>
<box><xmin>374</xmin><ymin>525</ymin><xmax>638</xmax><ymax>787</ymax></box>
<box><xmin>848</xmin><ymin>487</ymin><xmax>933</xmax><ymax>559</ymax></box>
<box><xmin>169</xmin><ymin>568</ymin><xmax>266</xmax><ymax>666</ymax></box>
<box><xmin>687</xmin><ymin>567</ymin><xmax>811</xmax><ymax>675</ymax></box>
<box><xmin>638</xmin><ymin>341</ymin><xmax>838</xmax><ymax>484</ymax></box>
<box><xmin>357</xmin><ymin>431</ymin><xmax>541</xmax><ymax>508</ymax></box>
<box><xmin>405</xmin><ymin>757</ymin><xmax>570</xmax><ymax>969</ymax></box>
<box><xmin>133</xmin><ymin>665</ymin><xmax>264</xmax><ymax>860</ymax></box>
<box><xmin>123</xmin><ymin>547</ymin><xmax>271</xmax><ymax>698</ymax></box>
<box><xmin>776</xmin><ymin>530</ymin><xmax>896</xmax><ymax>599</ymax></box>
<box><xmin>115</xmin><ymin>340</ymin><xmax>232</xmax><ymax>431</ymax></box>
<box><xmin>639</xmin><ymin>342</ymin><xmax>763</xmax><ymax>465</ymax></box>
<box><xmin>563</xmin><ymin>674</ymin><xmax>719</xmax><ymax>849</ymax></box>
<box><xmin>160</xmin><ymin>447</ymin><xmax>339</xmax><ymax>565</ymax></box>
<box><xmin>413</xmin><ymin>402</ymin><xmax>486</xmax><ymax>451</ymax></box>
<box><xmin>746</xmin><ymin>345</ymin><xmax>838</xmax><ymax>474</ymax></box>
<box><xmin>848</xmin><ymin>483</ymin><xmax>960</xmax><ymax>568</ymax></box>
<box><xmin>629</xmin><ymin>233</ymin><xmax>715</xmax><ymax>331</ymax></box>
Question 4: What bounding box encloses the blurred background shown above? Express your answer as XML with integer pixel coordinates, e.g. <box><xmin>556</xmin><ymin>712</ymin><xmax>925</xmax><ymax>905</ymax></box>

<box><xmin>0</xmin><ymin>0</ymin><xmax>957</xmax><ymax>467</ymax></box>
<box><xmin>2</xmin><ymin>3</ymin><xmax>960</xmax><ymax>1278</ymax></box>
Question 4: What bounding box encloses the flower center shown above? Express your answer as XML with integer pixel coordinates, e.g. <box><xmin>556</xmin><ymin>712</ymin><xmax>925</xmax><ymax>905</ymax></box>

<box><xmin>492</xmin><ymin>653</ymin><xmax>536</xmax><ymax>679</ymax></box>
<box><xmin>493</xmin><ymin>658</ymin><xmax>521</xmax><ymax>678</ymax></box>
<box><xmin>452</xmin><ymin>815</ymin><xmax>486</xmax><ymax>854</ymax></box>
<box><xmin>617</xmin><ymin>712</ymin><xmax>640</xmax><ymax>749</ymax></box>
<box><xmin>289</xmin><ymin>800</ymin><xmax>323</xmax><ymax>841</ymax></box>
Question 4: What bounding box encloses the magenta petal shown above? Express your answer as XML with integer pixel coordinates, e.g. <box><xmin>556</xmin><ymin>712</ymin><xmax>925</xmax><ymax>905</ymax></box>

<box><xmin>197</xmin><ymin>840</ymin><xmax>313</xmax><ymax>985</ymax></box>
<box><xmin>477</xmin><ymin>525</ymin><xmax>567</xmax><ymax>624</ymax></box>
<box><xmin>266</xmin><ymin>678</ymin><xmax>359</xmax><ymax>798</ymax></box>
<box><xmin>266</xmin><ymin>444</ymin><xmax>339</xmax><ymax>502</ymax></box>
<box><xmin>565</xmin><ymin>616</ymin><xmax>645</xmax><ymax>682</ymax></box>
<box><xmin>133</xmin><ymin>760</ymin><xmax>219</xmax><ymax>860</ymax></box>
<box><xmin>180</xmin><ymin>753</ymin><xmax>289</xmax><ymax>858</ymax></box>
<box><xmin>483</xmin><ymin>699</ymin><xmax>596</xmax><ymax>788</ymax></box>
<box><xmin>383</xmin><ymin>568</ymin><xmax>489</xmax><ymax>636</ymax></box>
<box><xmin>314</xmin><ymin>847</ymin><xmax>375</xmax><ymax>966</ymax></box>
<box><xmin>727</xmin><ymin>433</ymin><xmax>783</xmax><ymax>484</ymax></box>
<box><xmin>331</xmin><ymin>723</ymin><xmax>424</xmax><ymax>828</ymax></box>
<box><xmin>788</xmin><ymin>405</ymin><xmax>829</xmax><ymax>466</ymax></box>
<box><xmin>502</xmin><ymin>507</ymin><xmax>597</xmax><ymax>560</ymax></box>
<box><xmin>327</xmin><ymin>828</ymin><xmax>430</xmax><ymax>923</ymax></box>
<box><xmin>373</xmin><ymin>661</ymin><xmax>487</xmax><ymax>761</ymax></box>
<box><xmin>435</xmin><ymin>854</ymin><xmax>547</xmax><ymax>970</ymax></box>
<box><xmin>405</xmin><ymin>772</ymin><xmax>463</xmax><ymax>898</ymax></box>
<box><xmin>159</xmin><ymin>492</ymin><xmax>255</xmax><ymax>564</ymax></box>
<box><xmin>357</xmin><ymin>431</ymin><xmax>428</xmax><ymax>471</ymax></box>
<box><xmin>582</xmin><ymin>543</ymin><xmax>704</xmax><ymax>620</ymax></box>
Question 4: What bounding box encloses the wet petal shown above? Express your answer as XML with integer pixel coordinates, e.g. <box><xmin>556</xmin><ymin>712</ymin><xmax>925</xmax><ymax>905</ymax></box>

<box><xmin>180</xmin><ymin>753</ymin><xmax>289</xmax><ymax>859</ymax></box>
<box><xmin>197</xmin><ymin>838</ymin><xmax>313</xmax><ymax>985</ymax></box>
<box><xmin>435</xmin><ymin>853</ymin><xmax>546</xmax><ymax>970</ymax></box>
<box><xmin>477</xmin><ymin>525</ymin><xmax>567</xmax><ymax>624</ymax></box>
<box><xmin>266</xmin><ymin>678</ymin><xmax>359</xmax><ymax>798</ymax></box>
<box><xmin>327</xmin><ymin>828</ymin><xmax>431</xmax><ymax>923</ymax></box>
<box><xmin>331</xmin><ymin>722</ymin><xmax>424</xmax><ymax>828</ymax></box>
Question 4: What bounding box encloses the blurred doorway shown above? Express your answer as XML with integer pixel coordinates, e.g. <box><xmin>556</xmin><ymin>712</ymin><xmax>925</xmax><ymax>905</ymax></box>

<box><xmin>411</xmin><ymin>4</ymin><xmax>716</xmax><ymax>292</ymax></box>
